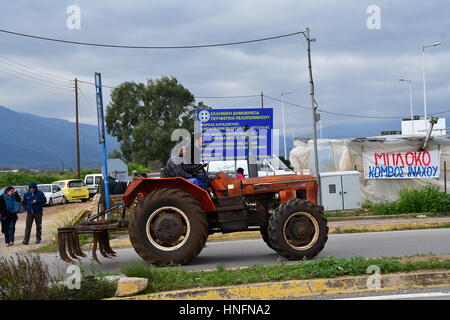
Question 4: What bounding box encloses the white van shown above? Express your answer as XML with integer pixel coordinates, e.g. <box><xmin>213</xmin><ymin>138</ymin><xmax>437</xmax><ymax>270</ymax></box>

<box><xmin>84</xmin><ymin>174</ymin><xmax>103</xmax><ymax>197</ymax></box>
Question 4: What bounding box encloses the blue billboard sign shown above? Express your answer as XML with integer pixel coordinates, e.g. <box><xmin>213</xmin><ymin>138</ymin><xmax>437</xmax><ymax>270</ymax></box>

<box><xmin>197</xmin><ymin>108</ymin><xmax>273</xmax><ymax>162</ymax></box>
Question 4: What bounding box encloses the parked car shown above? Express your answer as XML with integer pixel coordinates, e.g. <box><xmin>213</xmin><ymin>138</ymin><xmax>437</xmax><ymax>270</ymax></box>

<box><xmin>84</xmin><ymin>174</ymin><xmax>103</xmax><ymax>197</ymax></box>
<box><xmin>0</xmin><ymin>185</ymin><xmax>28</xmax><ymax>201</ymax></box>
<box><xmin>52</xmin><ymin>179</ymin><xmax>89</xmax><ymax>203</ymax></box>
<box><xmin>37</xmin><ymin>184</ymin><xmax>65</xmax><ymax>206</ymax></box>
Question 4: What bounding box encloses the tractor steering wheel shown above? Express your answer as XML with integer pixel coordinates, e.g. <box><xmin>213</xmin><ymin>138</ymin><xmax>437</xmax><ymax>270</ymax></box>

<box><xmin>199</xmin><ymin>162</ymin><xmax>209</xmax><ymax>175</ymax></box>
<box><xmin>194</xmin><ymin>163</ymin><xmax>209</xmax><ymax>176</ymax></box>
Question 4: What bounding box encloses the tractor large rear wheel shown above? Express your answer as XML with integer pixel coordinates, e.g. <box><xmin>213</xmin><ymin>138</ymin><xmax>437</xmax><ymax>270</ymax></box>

<box><xmin>129</xmin><ymin>188</ymin><xmax>208</xmax><ymax>266</ymax></box>
<box><xmin>268</xmin><ymin>199</ymin><xmax>328</xmax><ymax>260</ymax></box>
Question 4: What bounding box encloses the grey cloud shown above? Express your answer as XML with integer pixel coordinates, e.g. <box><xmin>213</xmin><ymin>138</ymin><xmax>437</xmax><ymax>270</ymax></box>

<box><xmin>0</xmin><ymin>0</ymin><xmax>448</xmax><ymax>137</ymax></box>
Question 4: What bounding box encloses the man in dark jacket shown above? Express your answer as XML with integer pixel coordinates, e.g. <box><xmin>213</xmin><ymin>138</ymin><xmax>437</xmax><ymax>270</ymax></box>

<box><xmin>164</xmin><ymin>146</ymin><xmax>201</xmax><ymax>179</ymax></box>
<box><xmin>164</xmin><ymin>146</ymin><xmax>208</xmax><ymax>189</ymax></box>
<box><xmin>22</xmin><ymin>182</ymin><xmax>46</xmax><ymax>245</ymax></box>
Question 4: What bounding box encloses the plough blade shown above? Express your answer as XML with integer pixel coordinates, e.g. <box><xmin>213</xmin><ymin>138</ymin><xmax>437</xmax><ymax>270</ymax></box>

<box><xmin>97</xmin><ymin>230</ymin><xmax>116</xmax><ymax>258</ymax></box>
<box><xmin>73</xmin><ymin>233</ymin><xmax>87</xmax><ymax>258</ymax></box>
<box><xmin>57</xmin><ymin>219</ymin><xmax>122</xmax><ymax>264</ymax></box>
<box><xmin>57</xmin><ymin>231</ymin><xmax>73</xmax><ymax>264</ymax></box>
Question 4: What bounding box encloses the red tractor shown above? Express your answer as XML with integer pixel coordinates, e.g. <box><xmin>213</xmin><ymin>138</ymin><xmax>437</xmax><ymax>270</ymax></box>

<box><xmin>58</xmin><ymin>167</ymin><xmax>328</xmax><ymax>266</ymax></box>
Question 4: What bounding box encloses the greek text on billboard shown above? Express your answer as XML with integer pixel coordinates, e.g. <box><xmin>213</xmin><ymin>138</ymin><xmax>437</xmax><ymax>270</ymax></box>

<box><xmin>197</xmin><ymin>108</ymin><xmax>273</xmax><ymax>162</ymax></box>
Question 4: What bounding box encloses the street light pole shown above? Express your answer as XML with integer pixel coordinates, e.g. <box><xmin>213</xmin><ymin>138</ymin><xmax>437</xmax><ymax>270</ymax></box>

<box><xmin>318</xmin><ymin>112</ymin><xmax>323</xmax><ymax>139</ymax></box>
<box><xmin>281</xmin><ymin>91</ymin><xmax>294</xmax><ymax>159</ymax></box>
<box><xmin>399</xmin><ymin>79</ymin><xmax>414</xmax><ymax>135</ymax></box>
<box><xmin>291</xmin><ymin>127</ymin><xmax>295</xmax><ymax>146</ymax></box>
<box><xmin>281</xmin><ymin>93</ymin><xmax>286</xmax><ymax>159</ymax></box>
<box><xmin>422</xmin><ymin>42</ymin><xmax>441</xmax><ymax>133</ymax></box>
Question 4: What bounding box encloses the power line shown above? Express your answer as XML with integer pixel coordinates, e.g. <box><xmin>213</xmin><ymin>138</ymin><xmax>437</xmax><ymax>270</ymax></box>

<box><xmin>317</xmin><ymin>109</ymin><xmax>401</xmax><ymax>119</ymax></box>
<box><xmin>265</xmin><ymin>94</ymin><xmax>408</xmax><ymax>119</ymax></box>
<box><xmin>1</xmin><ymin>31</ymin><xmax>446</xmax><ymax>119</ymax></box>
<box><xmin>0</xmin><ymin>87</ymin><xmax>73</xmax><ymax>102</ymax></box>
<box><xmin>263</xmin><ymin>94</ymin><xmax>310</xmax><ymax>110</ymax></box>
<box><xmin>0</xmin><ymin>56</ymin><xmax>71</xmax><ymax>82</ymax></box>
<box><xmin>0</xmin><ymin>61</ymin><xmax>65</xmax><ymax>86</ymax></box>
<box><xmin>0</xmin><ymin>68</ymin><xmax>72</xmax><ymax>89</ymax></box>
<box><xmin>0</xmin><ymin>85</ymin><xmax>73</xmax><ymax>98</ymax></box>
<box><xmin>208</xmin><ymin>93</ymin><xmax>450</xmax><ymax>119</ymax></box>
<box><xmin>0</xmin><ymin>85</ymin><xmax>73</xmax><ymax>96</ymax></box>
<box><xmin>0</xmin><ymin>29</ymin><xmax>305</xmax><ymax>49</ymax></box>
<box><xmin>0</xmin><ymin>59</ymin><xmax>73</xmax><ymax>89</ymax></box>
<box><xmin>78</xmin><ymin>85</ymin><xmax>97</xmax><ymax>110</ymax></box>
<box><xmin>430</xmin><ymin>109</ymin><xmax>450</xmax><ymax>116</ymax></box>
<box><xmin>0</xmin><ymin>53</ymin><xmax>445</xmax><ymax>119</ymax></box>
<box><xmin>195</xmin><ymin>94</ymin><xmax>260</xmax><ymax>99</ymax></box>
<box><xmin>78</xmin><ymin>79</ymin><xmax>115</xmax><ymax>89</ymax></box>
<box><xmin>0</xmin><ymin>56</ymin><xmax>113</xmax><ymax>95</ymax></box>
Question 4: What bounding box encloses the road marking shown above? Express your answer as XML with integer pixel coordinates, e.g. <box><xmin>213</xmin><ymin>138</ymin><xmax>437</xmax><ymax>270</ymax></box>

<box><xmin>336</xmin><ymin>292</ymin><xmax>450</xmax><ymax>300</ymax></box>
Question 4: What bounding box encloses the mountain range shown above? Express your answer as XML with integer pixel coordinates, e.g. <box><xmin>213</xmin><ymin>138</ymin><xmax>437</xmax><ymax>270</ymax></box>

<box><xmin>0</xmin><ymin>105</ymin><xmax>119</xmax><ymax>170</ymax></box>
<box><xmin>1</xmin><ymin>104</ymin><xmax>440</xmax><ymax>169</ymax></box>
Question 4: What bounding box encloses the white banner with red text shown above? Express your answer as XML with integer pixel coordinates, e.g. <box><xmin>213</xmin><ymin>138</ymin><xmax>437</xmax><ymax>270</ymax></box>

<box><xmin>363</xmin><ymin>149</ymin><xmax>440</xmax><ymax>179</ymax></box>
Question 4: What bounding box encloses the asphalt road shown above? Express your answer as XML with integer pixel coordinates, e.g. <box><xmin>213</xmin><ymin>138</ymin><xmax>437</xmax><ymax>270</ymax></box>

<box><xmin>42</xmin><ymin>228</ymin><xmax>450</xmax><ymax>277</ymax></box>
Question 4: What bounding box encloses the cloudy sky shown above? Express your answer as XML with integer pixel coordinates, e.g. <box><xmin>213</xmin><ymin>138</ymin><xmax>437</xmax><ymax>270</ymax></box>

<box><xmin>0</xmin><ymin>0</ymin><xmax>448</xmax><ymax>139</ymax></box>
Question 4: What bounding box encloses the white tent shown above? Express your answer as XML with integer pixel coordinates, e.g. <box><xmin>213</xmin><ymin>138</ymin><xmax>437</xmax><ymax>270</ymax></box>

<box><xmin>290</xmin><ymin>136</ymin><xmax>450</xmax><ymax>203</ymax></box>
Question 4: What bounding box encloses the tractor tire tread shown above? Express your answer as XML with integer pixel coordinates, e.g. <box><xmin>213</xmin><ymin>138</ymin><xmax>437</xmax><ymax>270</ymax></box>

<box><xmin>129</xmin><ymin>188</ymin><xmax>208</xmax><ymax>266</ymax></box>
<box><xmin>268</xmin><ymin>199</ymin><xmax>328</xmax><ymax>261</ymax></box>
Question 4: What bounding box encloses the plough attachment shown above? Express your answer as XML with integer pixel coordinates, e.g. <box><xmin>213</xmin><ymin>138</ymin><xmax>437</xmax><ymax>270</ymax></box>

<box><xmin>57</xmin><ymin>202</ymin><xmax>127</xmax><ymax>264</ymax></box>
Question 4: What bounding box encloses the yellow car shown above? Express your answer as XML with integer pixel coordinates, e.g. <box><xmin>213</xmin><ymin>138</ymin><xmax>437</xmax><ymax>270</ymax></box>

<box><xmin>52</xmin><ymin>179</ymin><xmax>89</xmax><ymax>203</ymax></box>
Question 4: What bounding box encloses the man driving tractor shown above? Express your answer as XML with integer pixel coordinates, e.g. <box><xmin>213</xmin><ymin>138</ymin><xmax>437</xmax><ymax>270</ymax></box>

<box><xmin>164</xmin><ymin>146</ymin><xmax>208</xmax><ymax>189</ymax></box>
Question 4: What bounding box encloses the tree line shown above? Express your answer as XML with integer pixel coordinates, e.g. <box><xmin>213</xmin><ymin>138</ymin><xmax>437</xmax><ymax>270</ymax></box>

<box><xmin>105</xmin><ymin>76</ymin><xmax>207</xmax><ymax>169</ymax></box>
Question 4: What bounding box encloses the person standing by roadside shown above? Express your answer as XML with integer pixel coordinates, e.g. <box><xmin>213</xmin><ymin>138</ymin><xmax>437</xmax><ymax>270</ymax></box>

<box><xmin>22</xmin><ymin>182</ymin><xmax>46</xmax><ymax>245</ymax></box>
<box><xmin>0</xmin><ymin>187</ymin><xmax>21</xmax><ymax>246</ymax></box>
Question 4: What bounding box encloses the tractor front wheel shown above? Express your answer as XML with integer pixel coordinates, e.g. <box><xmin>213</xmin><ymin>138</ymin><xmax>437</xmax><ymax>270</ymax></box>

<box><xmin>129</xmin><ymin>188</ymin><xmax>208</xmax><ymax>266</ymax></box>
<box><xmin>268</xmin><ymin>199</ymin><xmax>328</xmax><ymax>260</ymax></box>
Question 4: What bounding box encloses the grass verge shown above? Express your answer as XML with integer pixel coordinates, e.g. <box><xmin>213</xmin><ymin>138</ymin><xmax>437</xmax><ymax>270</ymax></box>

<box><xmin>121</xmin><ymin>255</ymin><xmax>450</xmax><ymax>295</ymax></box>
<box><xmin>0</xmin><ymin>254</ymin><xmax>117</xmax><ymax>300</ymax></box>
<box><xmin>363</xmin><ymin>186</ymin><xmax>449</xmax><ymax>216</ymax></box>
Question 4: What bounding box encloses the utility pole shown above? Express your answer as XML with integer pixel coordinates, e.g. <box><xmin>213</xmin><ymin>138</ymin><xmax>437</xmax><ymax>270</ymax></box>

<box><xmin>422</xmin><ymin>42</ymin><xmax>441</xmax><ymax>133</ymax></box>
<box><xmin>260</xmin><ymin>91</ymin><xmax>264</xmax><ymax>108</ymax></box>
<box><xmin>75</xmin><ymin>78</ymin><xmax>81</xmax><ymax>179</ymax></box>
<box><xmin>304</xmin><ymin>28</ymin><xmax>322</xmax><ymax>205</ymax></box>
<box><xmin>399</xmin><ymin>79</ymin><xmax>414</xmax><ymax>135</ymax></box>
<box><xmin>281</xmin><ymin>91</ymin><xmax>294</xmax><ymax>159</ymax></box>
<box><xmin>281</xmin><ymin>93</ymin><xmax>287</xmax><ymax>159</ymax></box>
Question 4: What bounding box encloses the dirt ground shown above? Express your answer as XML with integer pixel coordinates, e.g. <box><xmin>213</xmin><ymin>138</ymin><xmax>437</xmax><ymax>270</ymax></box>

<box><xmin>0</xmin><ymin>201</ymin><xmax>92</xmax><ymax>258</ymax></box>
